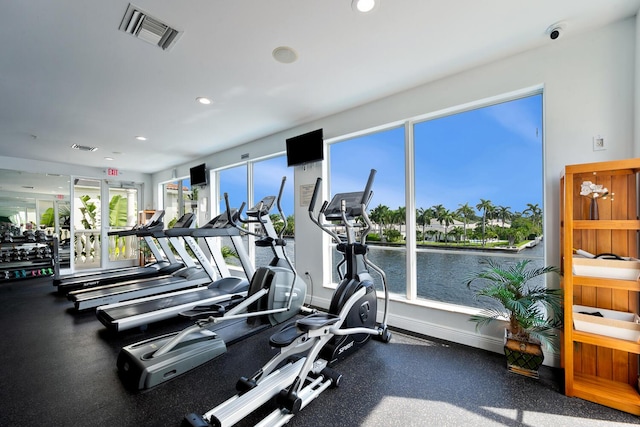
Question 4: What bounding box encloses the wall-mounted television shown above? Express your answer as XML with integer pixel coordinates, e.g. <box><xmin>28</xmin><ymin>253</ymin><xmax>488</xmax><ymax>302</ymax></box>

<box><xmin>189</xmin><ymin>163</ymin><xmax>208</xmax><ymax>187</ymax></box>
<box><xmin>286</xmin><ymin>128</ymin><xmax>324</xmax><ymax>167</ymax></box>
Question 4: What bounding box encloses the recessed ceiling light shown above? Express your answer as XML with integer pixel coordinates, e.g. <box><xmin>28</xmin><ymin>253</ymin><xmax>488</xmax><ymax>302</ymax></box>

<box><xmin>196</xmin><ymin>97</ymin><xmax>212</xmax><ymax>105</ymax></box>
<box><xmin>352</xmin><ymin>0</ymin><xmax>378</xmax><ymax>13</ymax></box>
<box><xmin>272</xmin><ymin>46</ymin><xmax>298</xmax><ymax>64</ymax></box>
<box><xmin>135</xmin><ymin>136</ymin><xmax>147</xmax><ymax>141</ymax></box>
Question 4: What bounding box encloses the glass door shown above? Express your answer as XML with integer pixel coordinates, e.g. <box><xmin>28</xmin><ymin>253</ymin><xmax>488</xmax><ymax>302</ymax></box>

<box><xmin>72</xmin><ymin>178</ymin><xmax>102</xmax><ymax>272</ymax></box>
<box><xmin>103</xmin><ymin>182</ymin><xmax>140</xmax><ymax>270</ymax></box>
<box><xmin>71</xmin><ymin>178</ymin><xmax>141</xmax><ymax>272</ymax></box>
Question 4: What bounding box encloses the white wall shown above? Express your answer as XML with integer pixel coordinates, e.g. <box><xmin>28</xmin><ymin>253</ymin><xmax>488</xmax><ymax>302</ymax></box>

<box><xmin>154</xmin><ymin>17</ymin><xmax>638</xmax><ymax>366</ymax></box>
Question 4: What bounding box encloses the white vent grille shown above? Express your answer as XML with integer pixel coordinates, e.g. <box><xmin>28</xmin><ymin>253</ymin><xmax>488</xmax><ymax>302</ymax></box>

<box><xmin>119</xmin><ymin>4</ymin><xmax>181</xmax><ymax>51</ymax></box>
<box><xmin>71</xmin><ymin>144</ymin><xmax>98</xmax><ymax>152</ymax></box>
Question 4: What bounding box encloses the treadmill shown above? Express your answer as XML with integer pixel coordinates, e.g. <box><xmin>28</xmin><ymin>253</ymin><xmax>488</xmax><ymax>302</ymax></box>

<box><xmin>116</xmin><ymin>179</ymin><xmax>308</xmax><ymax>390</ymax></box>
<box><xmin>67</xmin><ymin>214</ymin><xmax>219</xmax><ymax>311</ymax></box>
<box><xmin>55</xmin><ymin>211</ymin><xmax>194</xmax><ymax>294</ymax></box>
<box><xmin>95</xmin><ymin>207</ymin><xmax>255</xmax><ymax>332</ymax></box>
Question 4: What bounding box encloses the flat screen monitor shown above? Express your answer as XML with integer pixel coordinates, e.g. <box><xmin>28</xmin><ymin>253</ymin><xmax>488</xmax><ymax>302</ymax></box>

<box><xmin>286</xmin><ymin>128</ymin><xmax>324</xmax><ymax>167</ymax></box>
<box><xmin>189</xmin><ymin>163</ymin><xmax>207</xmax><ymax>187</ymax></box>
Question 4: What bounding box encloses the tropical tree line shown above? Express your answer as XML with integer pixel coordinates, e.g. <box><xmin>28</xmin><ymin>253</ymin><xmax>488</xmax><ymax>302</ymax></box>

<box><xmin>368</xmin><ymin>199</ymin><xmax>543</xmax><ymax>247</ymax></box>
<box><xmin>267</xmin><ymin>199</ymin><xmax>542</xmax><ymax>248</ymax></box>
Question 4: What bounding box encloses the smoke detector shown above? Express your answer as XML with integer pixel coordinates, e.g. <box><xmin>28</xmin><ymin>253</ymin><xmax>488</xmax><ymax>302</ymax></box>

<box><xmin>119</xmin><ymin>4</ymin><xmax>182</xmax><ymax>51</ymax></box>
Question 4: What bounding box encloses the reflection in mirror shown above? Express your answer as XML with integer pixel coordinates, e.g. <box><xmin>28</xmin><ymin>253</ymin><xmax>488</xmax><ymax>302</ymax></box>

<box><xmin>0</xmin><ymin>169</ymin><xmax>71</xmax><ymax>268</ymax></box>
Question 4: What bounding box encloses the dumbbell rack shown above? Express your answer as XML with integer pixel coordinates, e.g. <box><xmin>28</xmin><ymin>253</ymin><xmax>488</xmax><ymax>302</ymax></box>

<box><xmin>0</xmin><ymin>233</ymin><xmax>55</xmax><ymax>281</ymax></box>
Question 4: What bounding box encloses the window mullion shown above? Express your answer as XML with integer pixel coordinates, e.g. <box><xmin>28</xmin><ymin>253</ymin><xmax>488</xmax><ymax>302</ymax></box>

<box><xmin>405</xmin><ymin>121</ymin><xmax>417</xmax><ymax>301</ymax></box>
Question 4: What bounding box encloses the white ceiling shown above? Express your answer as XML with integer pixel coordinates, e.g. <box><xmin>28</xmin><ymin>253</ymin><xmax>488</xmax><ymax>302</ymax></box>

<box><xmin>0</xmin><ymin>0</ymin><xmax>639</xmax><ymax>175</ymax></box>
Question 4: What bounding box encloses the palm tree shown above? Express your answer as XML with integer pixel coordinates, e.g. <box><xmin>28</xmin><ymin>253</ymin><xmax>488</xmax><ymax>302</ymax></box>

<box><xmin>437</xmin><ymin>208</ymin><xmax>456</xmax><ymax>242</ymax></box>
<box><xmin>431</xmin><ymin>204</ymin><xmax>446</xmax><ymax>241</ymax></box>
<box><xmin>456</xmin><ymin>202</ymin><xmax>474</xmax><ymax>243</ymax></box>
<box><xmin>284</xmin><ymin>214</ymin><xmax>295</xmax><ymax>236</ymax></box>
<box><xmin>496</xmin><ymin>205</ymin><xmax>512</xmax><ymax>227</ymax></box>
<box><xmin>524</xmin><ymin>203</ymin><xmax>542</xmax><ymax>233</ymax></box>
<box><xmin>370</xmin><ymin>204</ymin><xmax>391</xmax><ymax>238</ymax></box>
<box><xmin>449</xmin><ymin>226</ymin><xmax>464</xmax><ymax>243</ymax></box>
<box><xmin>416</xmin><ymin>207</ymin><xmax>434</xmax><ymax>243</ymax></box>
<box><xmin>393</xmin><ymin>206</ymin><xmax>406</xmax><ymax>238</ymax></box>
<box><xmin>475</xmin><ymin>198</ymin><xmax>493</xmax><ymax>246</ymax></box>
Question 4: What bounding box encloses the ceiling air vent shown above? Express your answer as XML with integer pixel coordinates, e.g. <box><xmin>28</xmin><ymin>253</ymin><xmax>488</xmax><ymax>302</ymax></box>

<box><xmin>71</xmin><ymin>144</ymin><xmax>98</xmax><ymax>152</ymax></box>
<box><xmin>119</xmin><ymin>4</ymin><xmax>181</xmax><ymax>51</ymax></box>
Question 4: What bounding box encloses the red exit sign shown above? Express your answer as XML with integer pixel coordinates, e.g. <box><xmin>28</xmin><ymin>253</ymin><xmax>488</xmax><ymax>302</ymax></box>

<box><xmin>107</xmin><ymin>168</ymin><xmax>119</xmax><ymax>176</ymax></box>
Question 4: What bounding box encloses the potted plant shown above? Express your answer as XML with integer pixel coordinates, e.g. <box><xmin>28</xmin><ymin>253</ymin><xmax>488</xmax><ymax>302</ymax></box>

<box><xmin>466</xmin><ymin>258</ymin><xmax>562</xmax><ymax>378</ymax></box>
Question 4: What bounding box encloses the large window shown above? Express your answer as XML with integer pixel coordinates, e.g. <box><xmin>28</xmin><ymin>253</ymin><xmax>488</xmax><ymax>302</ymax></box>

<box><xmin>328</xmin><ymin>92</ymin><xmax>544</xmax><ymax>308</ymax></box>
<box><xmin>329</xmin><ymin>126</ymin><xmax>406</xmax><ymax>293</ymax></box>
<box><xmin>253</xmin><ymin>155</ymin><xmax>294</xmax><ymax>233</ymax></box>
<box><xmin>253</xmin><ymin>156</ymin><xmax>295</xmax><ymax>266</ymax></box>
<box><xmin>162</xmin><ymin>178</ymin><xmax>194</xmax><ymax>226</ymax></box>
<box><xmin>218</xmin><ymin>165</ymin><xmax>247</xmax><ymax>214</ymax></box>
<box><xmin>414</xmin><ymin>94</ymin><xmax>543</xmax><ymax>307</ymax></box>
<box><xmin>215</xmin><ymin>157</ymin><xmax>295</xmax><ymax>270</ymax></box>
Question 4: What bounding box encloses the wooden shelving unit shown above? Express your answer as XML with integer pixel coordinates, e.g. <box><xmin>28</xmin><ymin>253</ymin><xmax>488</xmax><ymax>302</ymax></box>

<box><xmin>561</xmin><ymin>158</ymin><xmax>640</xmax><ymax>415</ymax></box>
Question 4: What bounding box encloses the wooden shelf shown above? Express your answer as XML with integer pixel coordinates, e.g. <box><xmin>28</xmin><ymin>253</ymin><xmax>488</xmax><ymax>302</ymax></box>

<box><xmin>561</xmin><ymin>158</ymin><xmax>640</xmax><ymax>416</ymax></box>
<box><xmin>572</xmin><ymin>330</ymin><xmax>640</xmax><ymax>354</ymax></box>
<box><xmin>573</xmin><ymin>373</ymin><xmax>640</xmax><ymax>416</ymax></box>
<box><xmin>571</xmin><ymin>275</ymin><xmax>640</xmax><ymax>291</ymax></box>
<box><xmin>573</xmin><ymin>220</ymin><xmax>640</xmax><ymax>230</ymax></box>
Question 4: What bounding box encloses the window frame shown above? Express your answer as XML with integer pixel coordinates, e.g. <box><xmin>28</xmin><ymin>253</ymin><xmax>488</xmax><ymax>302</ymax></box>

<box><xmin>325</xmin><ymin>86</ymin><xmax>545</xmax><ymax>312</ymax></box>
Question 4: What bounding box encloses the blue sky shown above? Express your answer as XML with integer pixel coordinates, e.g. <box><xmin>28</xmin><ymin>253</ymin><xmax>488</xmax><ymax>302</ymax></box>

<box><xmin>330</xmin><ymin>94</ymin><xmax>543</xmax><ymax>216</ymax></box>
<box><xmin>218</xmin><ymin>94</ymin><xmax>543</xmax><ymax>218</ymax></box>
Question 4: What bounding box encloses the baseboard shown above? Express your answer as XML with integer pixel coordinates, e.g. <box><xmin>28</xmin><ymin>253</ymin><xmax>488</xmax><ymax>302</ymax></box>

<box><xmin>305</xmin><ymin>295</ymin><xmax>561</xmax><ymax>368</ymax></box>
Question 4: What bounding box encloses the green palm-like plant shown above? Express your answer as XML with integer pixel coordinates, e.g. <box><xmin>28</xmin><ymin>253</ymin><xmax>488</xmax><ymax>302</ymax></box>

<box><xmin>79</xmin><ymin>195</ymin><xmax>98</xmax><ymax>229</ymax></box>
<box><xmin>220</xmin><ymin>246</ymin><xmax>239</xmax><ymax>260</ymax></box>
<box><xmin>109</xmin><ymin>195</ymin><xmax>129</xmax><ymax>227</ymax></box>
<box><xmin>466</xmin><ymin>259</ymin><xmax>562</xmax><ymax>351</ymax></box>
<box><xmin>40</xmin><ymin>205</ymin><xmax>71</xmax><ymax>228</ymax></box>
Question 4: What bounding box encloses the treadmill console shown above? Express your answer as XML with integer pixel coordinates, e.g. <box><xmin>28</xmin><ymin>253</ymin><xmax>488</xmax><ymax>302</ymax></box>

<box><xmin>212</xmin><ymin>209</ymin><xmax>238</xmax><ymax>228</ymax></box>
<box><xmin>246</xmin><ymin>196</ymin><xmax>276</xmax><ymax>217</ymax></box>
<box><xmin>172</xmin><ymin>213</ymin><xmax>195</xmax><ymax>229</ymax></box>
<box><xmin>144</xmin><ymin>210</ymin><xmax>165</xmax><ymax>227</ymax></box>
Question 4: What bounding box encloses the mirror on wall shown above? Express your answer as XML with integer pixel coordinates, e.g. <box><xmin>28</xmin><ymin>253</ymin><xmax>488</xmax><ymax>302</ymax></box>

<box><xmin>0</xmin><ymin>169</ymin><xmax>71</xmax><ymax>267</ymax></box>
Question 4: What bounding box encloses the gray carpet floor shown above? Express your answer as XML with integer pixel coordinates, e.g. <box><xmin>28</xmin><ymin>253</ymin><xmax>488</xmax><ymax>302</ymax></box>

<box><xmin>1</xmin><ymin>276</ymin><xmax>639</xmax><ymax>427</ymax></box>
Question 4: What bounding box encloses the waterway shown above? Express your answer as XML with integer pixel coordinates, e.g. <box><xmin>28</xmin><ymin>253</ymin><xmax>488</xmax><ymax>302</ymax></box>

<box><xmin>242</xmin><ymin>237</ymin><xmax>545</xmax><ymax>310</ymax></box>
<box><xmin>363</xmin><ymin>243</ymin><xmax>545</xmax><ymax>308</ymax></box>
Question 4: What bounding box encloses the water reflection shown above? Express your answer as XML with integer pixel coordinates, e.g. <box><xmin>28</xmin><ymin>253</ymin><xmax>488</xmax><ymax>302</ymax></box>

<box><xmin>226</xmin><ymin>236</ymin><xmax>544</xmax><ymax>309</ymax></box>
<box><xmin>335</xmin><ymin>244</ymin><xmax>544</xmax><ymax>309</ymax></box>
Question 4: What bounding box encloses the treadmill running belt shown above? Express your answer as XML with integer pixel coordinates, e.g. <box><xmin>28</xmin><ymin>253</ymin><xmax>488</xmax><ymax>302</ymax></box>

<box><xmin>97</xmin><ymin>287</ymin><xmax>230</xmax><ymax>322</ymax></box>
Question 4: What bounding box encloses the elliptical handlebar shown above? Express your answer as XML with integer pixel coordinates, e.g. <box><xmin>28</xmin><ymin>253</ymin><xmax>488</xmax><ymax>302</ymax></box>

<box><xmin>308</xmin><ymin>177</ymin><xmax>322</xmax><ymax>214</ymax></box>
<box><xmin>360</xmin><ymin>169</ymin><xmax>376</xmax><ymax>207</ymax></box>
<box><xmin>275</xmin><ymin>176</ymin><xmax>287</xmax><ymax>240</ymax></box>
<box><xmin>308</xmin><ymin>177</ymin><xmax>343</xmax><ymax>244</ymax></box>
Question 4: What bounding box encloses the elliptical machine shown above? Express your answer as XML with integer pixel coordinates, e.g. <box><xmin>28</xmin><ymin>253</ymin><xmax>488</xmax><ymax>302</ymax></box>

<box><xmin>183</xmin><ymin>168</ymin><xmax>391</xmax><ymax>427</ymax></box>
<box><xmin>116</xmin><ymin>177</ymin><xmax>307</xmax><ymax>390</ymax></box>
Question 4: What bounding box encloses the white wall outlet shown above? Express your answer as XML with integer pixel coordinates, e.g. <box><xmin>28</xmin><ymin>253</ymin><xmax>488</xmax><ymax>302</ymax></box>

<box><xmin>593</xmin><ymin>136</ymin><xmax>606</xmax><ymax>151</ymax></box>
